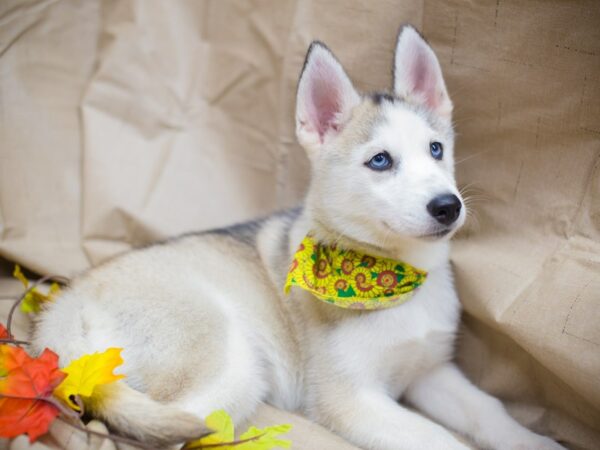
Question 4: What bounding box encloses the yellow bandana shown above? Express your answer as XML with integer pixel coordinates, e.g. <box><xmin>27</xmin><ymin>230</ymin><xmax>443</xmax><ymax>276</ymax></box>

<box><xmin>284</xmin><ymin>235</ymin><xmax>427</xmax><ymax>310</ymax></box>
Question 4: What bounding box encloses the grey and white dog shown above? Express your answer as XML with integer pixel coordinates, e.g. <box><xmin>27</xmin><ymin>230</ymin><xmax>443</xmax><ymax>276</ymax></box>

<box><xmin>33</xmin><ymin>26</ymin><xmax>566</xmax><ymax>450</ymax></box>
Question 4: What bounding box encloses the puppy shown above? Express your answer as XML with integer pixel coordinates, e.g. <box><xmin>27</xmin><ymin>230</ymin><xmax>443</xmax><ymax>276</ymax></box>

<box><xmin>33</xmin><ymin>26</ymin><xmax>566</xmax><ymax>450</ymax></box>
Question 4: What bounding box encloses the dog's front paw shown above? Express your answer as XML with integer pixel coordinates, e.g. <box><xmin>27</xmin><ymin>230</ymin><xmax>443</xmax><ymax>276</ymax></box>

<box><xmin>508</xmin><ymin>434</ymin><xmax>567</xmax><ymax>450</ymax></box>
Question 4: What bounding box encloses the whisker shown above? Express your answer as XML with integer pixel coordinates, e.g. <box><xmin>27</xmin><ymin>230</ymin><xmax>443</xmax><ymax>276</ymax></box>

<box><xmin>455</xmin><ymin>148</ymin><xmax>496</xmax><ymax>165</ymax></box>
<box><xmin>380</xmin><ymin>226</ymin><xmax>394</xmax><ymax>250</ymax></box>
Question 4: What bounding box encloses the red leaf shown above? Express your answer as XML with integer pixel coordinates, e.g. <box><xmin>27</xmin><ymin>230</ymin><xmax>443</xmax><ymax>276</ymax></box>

<box><xmin>0</xmin><ymin>346</ymin><xmax>66</xmax><ymax>442</ymax></box>
<box><xmin>0</xmin><ymin>324</ymin><xmax>9</xmax><ymax>340</ymax></box>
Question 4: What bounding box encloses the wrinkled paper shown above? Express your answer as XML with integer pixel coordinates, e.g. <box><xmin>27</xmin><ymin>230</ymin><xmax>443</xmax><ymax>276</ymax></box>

<box><xmin>0</xmin><ymin>1</ymin><xmax>598</xmax><ymax>449</ymax></box>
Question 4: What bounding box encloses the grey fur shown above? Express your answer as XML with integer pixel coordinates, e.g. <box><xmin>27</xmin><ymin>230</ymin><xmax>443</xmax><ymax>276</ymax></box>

<box><xmin>208</xmin><ymin>207</ymin><xmax>302</xmax><ymax>247</ymax></box>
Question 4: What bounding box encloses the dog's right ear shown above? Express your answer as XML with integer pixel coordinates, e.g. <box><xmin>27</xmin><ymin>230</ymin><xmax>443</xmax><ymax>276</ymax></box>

<box><xmin>296</xmin><ymin>42</ymin><xmax>360</xmax><ymax>156</ymax></box>
<box><xmin>393</xmin><ymin>26</ymin><xmax>452</xmax><ymax>119</ymax></box>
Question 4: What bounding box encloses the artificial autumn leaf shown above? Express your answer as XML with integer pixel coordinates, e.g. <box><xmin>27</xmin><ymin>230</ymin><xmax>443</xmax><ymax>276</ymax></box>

<box><xmin>0</xmin><ymin>323</ymin><xmax>9</xmax><ymax>340</ymax></box>
<box><xmin>54</xmin><ymin>347</ymin><xmax>126</xmax><ymax>410</ymax></box>
<box><xmin>0</xmin><ymin>346</ymin><xmax>66</xmax><ymax>442</ymax></box>
<box><xmin>13</xmin><ymin>265</ymin><xmax>61</xmax><ymax>314</ymax></box>
<box><xmin>184</xmin><ymin>410</ymin><xmax>292</xmax><ymax>450</ymax></box>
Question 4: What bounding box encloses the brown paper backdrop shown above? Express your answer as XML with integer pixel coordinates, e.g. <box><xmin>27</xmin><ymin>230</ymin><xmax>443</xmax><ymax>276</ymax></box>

<box><xmin>0</xmin><ymin>1</ymin><xmax>599</xmax><ymax>449</ymax></box>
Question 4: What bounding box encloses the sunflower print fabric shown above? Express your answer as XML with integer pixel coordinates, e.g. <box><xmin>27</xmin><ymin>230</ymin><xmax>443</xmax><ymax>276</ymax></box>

<box><xmin>284</xmin><ymin>235</ymin><xmax>427</xmax><ymax>310</ymax></box>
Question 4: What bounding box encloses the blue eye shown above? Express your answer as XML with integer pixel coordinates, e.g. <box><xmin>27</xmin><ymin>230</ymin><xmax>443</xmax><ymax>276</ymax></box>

<box><xmin>430</xmin><ymin>142</ymin><xmax>444</xmax><ymax>160</ymax></box>
<box><xmin>366</xmin><ymin>152</ymin><xmax>393</xmax><ymax>171</ymax></box>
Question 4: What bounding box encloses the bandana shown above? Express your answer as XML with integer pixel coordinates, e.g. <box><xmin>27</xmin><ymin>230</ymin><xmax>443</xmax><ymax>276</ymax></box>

<box><xmin>284</xmin><ymin>234</ymin><xmax>427</xmax><ymax>310</ymax></box>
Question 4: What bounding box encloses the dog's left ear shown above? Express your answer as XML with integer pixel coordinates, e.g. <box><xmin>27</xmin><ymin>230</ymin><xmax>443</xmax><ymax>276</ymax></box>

<box><xmin>393</xmin><ymin>26</ymin><xmax>452</xmax><ymax>119</ymax></box>
<box><xmin>296</xmin><ymin>42</ymin><xmax>360</xmax><ymax>155</ymax></box>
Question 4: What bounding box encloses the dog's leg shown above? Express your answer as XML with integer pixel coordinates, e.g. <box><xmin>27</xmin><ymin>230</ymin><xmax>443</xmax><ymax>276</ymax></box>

<box><xmin>314</xmin><ymin>388</ymin><xmax>470</xmax><ymax>450</ymax></box>
<box><xmin>405</xmin><ymin>363</ymin><xmax>566</xmax><ymax>450</ymax></box>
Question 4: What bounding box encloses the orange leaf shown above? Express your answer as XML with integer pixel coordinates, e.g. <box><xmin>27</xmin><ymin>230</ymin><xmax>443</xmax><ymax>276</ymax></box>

<box><xmin>0</xmin><ymin>346</ymin><xmax>66</xmax><ymax>442</ymax></box>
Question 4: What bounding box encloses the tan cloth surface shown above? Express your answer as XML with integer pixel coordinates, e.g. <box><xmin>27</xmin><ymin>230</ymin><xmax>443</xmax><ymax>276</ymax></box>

<box><xmin>0</xmin><ymin>1</ymin><xmax>599</xmax><ymax>449</ymax></box>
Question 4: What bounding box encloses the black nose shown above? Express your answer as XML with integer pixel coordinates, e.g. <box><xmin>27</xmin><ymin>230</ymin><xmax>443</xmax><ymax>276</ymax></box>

<box><xmin>427</xmin><ymin>194</ymin><xmax>462</xmax><ymax>226</ymax></box>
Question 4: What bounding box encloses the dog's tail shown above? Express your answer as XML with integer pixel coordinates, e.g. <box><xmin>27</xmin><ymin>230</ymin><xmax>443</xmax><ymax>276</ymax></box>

<box><xmin>89</xmin><ymin>382</ymin><xmax>209</xmax><ymax>446</ymax></box>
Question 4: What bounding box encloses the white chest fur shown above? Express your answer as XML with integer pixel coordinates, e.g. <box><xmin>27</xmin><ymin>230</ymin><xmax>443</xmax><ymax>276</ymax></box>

<box><xmin>303</xmin><ymin>266</ymin><xmax>461</xmax><ymax>402</ymax></box>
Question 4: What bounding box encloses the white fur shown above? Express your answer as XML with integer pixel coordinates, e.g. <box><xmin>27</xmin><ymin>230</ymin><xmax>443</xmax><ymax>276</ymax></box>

<box><xmin>32</xmin><ymin>26</ymin><xmax>565</xmax><ymax>450</ymax></box>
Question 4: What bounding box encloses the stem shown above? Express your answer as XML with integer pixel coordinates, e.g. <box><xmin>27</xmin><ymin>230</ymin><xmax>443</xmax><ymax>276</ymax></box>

<box><xmin>72</xmin><ymin>394</ymin><xmax>85</xmax><ymax>416</ymax></box>
<box><xmin>44</xmin><ymin>396</ymin><xmax>81</xmax><ymax>420</ymax></box>
<box><xmin>57</xmin><ymin>415</ymin><xmax>161</xmax><ymax>450</ymax></box>
<box><xmin>0</xmin><ymin>338</ymin><xmax>30</xmax><ymax>345</ymax></box>
<box><xmin>183</xmin><ymin>433</ymin><xmax>265</xmax><ymax>449</ymax></box>
<box><xmin>0</xmin><ymin>393</ymin><xmax>79</xmax><ymax>421</ymax></box>
<box><xmin>6</xmin><ymin>274</ymin><xmax>70</xmax><ymax>338</ymax></box>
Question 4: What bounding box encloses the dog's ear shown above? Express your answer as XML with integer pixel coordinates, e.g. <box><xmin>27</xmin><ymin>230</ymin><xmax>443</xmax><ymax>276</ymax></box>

<box><xmin>393</xmin><ymin>26</ymin><xmax>452</xmax><ymax>119</ymax></box>
<box><xmin>296</xmin><ymin>42</ymin><xmax>360</xmax><ymax>155</ymax></box>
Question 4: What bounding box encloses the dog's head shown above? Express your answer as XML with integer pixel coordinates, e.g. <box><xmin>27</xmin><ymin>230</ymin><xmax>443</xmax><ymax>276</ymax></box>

<box><xmin>296</xmin><ymin>26</ymin><xmax>465</xmax><ymax>249</ymax></box>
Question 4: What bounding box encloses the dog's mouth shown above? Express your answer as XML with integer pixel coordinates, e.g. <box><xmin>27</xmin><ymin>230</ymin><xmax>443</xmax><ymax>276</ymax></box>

<box><xmin>382</xmin><ymin>221</ymin><xmax>453</xmax><ymax>241</ymax></box>
<box><xmin>418</xmin><ymin>229</ymin><xmax>452</xmax><ymax>240</ymax></box>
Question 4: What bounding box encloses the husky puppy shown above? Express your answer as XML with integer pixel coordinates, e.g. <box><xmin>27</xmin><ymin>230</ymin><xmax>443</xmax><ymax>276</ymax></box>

<box><xmin>33</xmin><ymin>26</ymin><xmax>566</xmax><ymax>450</ymax></box>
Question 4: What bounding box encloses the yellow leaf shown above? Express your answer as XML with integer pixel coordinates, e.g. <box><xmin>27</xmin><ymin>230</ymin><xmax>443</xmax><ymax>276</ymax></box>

<box><xmin>48</xmin><ymin>282</ymin><xmax>61</xmax><ymax>297</ymax></box>
<box><xmin>183</xmin><ymin>410</ymin><xmax>292</xmax><ymax>450</ymax></box>
<box><xmin>54</xmin><ymin>348</ymin><xmax>126</xmax><ymax>411</ymax></box>
<box><xmin>205</xmin><ymin>410</ymin><xmax>235</xmax><ymax>443</ymax></box>
<box><xmin>184</xmin><ymin>410</ymin><xmax>235</xmax><ymax>448</ymax></box>
<box><xmin>13</xmin><ymin>265</ymin><xmax>29</xmax><ymax>289</ymax></box>
<box><xmin>13</xmin><ymin>265</ymin><xmax>61</xmax><ymax>314</ymax></box>
<box><xmin>20</xmin><ymin>292</ymin><xmax>44</xmax><ymax>314</ymax></box>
